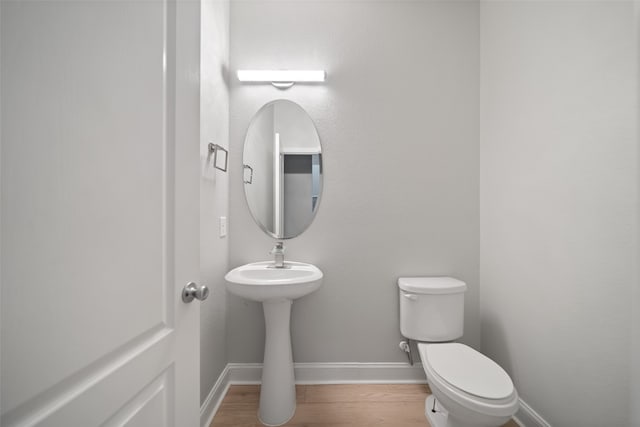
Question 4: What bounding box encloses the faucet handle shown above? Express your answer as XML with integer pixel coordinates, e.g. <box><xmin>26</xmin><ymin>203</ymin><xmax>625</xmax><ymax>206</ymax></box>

<box><xmin>270</xmin><ymin>241</ymin><xmax>285</xmax><ymax>253</ymax></box>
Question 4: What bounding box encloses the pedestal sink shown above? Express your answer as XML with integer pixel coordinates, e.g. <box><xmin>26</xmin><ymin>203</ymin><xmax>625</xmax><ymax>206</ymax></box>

<box><xmin>225</xmin><ymin>261</ymin><xmax>323</xmax><ymax>426</ymax></box>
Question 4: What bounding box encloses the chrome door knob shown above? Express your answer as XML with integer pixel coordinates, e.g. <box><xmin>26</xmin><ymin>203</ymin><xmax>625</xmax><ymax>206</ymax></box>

<box><xmin>182</xmin><ymin>282</ymin><xmax>209</xmax><ymax>303</ymax></box>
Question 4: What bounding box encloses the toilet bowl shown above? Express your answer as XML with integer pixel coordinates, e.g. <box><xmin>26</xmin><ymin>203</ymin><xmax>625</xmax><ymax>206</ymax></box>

<box><xmin>397</xmin><ymin>277</ymin><xmax>519</xmax><ymax>427</ymax></box>
<box><xmin>419</xmin><ymin>343</ymin><xmax>518</xmax><ymax>427</ymax></box>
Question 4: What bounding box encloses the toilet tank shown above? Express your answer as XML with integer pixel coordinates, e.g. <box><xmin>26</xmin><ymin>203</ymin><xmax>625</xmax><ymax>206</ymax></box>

<box><xmin>398</xmin><ymin>277</ymin><xmax>467</xmax><ymax>342</ymax></box>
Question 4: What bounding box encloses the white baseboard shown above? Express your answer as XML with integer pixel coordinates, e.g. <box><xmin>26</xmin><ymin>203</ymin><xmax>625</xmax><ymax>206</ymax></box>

<box><xmin>200</xmin><ymin>362</ymin><xmax>551</xmax><ymax>427</ymax></box>
<box><xmin>514</xmin><ymin>397</ymin><xmax>552</xmax><ymax>427</ymax></box>
<box><xmin>200</xmin><ymin>365</ymin><xmax>231</xmax><ymax>427</ymax></box>
<box><xmin>227</xmin><ymin>361</ymin><xmax>428</xmax><ymax>385</ymax></box>
<box><xmin>227</xmin><ymin>362</ymin><xmax>262</xmax><ymax>384</ymax></box>
<box><xmin>295</xmin><ymin>362</ymin><xmax>427</xmax><ymax>384</ymax></box>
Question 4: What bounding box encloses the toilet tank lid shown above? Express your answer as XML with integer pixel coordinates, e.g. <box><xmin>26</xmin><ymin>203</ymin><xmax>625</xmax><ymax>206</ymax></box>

<box><xmin>397</xmin><ymin>277</ymin><xmax>467</xmax><ymax>294</ymax></box>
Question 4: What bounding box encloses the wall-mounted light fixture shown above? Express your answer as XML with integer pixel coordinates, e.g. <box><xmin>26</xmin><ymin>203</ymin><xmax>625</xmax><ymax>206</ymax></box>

<box><xmin>236</xmin><ymin>70</ymin><xmax>326</xmax><ymax>89</ymax></box>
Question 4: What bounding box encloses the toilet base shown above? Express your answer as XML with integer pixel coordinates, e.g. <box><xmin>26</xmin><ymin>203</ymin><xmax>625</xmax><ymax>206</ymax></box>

<box><xmin>425</xmin><ymin>395</ymin><xmax>449</xmax><ymax>427</ymax></box>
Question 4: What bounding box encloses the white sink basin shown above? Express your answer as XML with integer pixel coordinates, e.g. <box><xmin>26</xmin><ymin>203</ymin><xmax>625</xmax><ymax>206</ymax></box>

<box><xmin>225</xmin><ymin>261</ymin><xmax>323</xmax><ymax>302</ymax></box>
<box><xmin>224</xmin><ymin>260</ymin><xmax>323</xmax><ymax>425</ymax></box>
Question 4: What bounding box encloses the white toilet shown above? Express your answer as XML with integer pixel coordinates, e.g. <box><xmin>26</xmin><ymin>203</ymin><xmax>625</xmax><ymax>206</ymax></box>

<box><xmin>398</xmin><ymin>277</ymin><xmax>519</xmax><ymax>427</ymax></box>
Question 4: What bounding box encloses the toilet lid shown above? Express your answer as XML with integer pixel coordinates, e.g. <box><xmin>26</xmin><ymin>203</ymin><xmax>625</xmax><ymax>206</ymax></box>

<box><xmin>425</xmin><ymin>343</ymin><xmax>514</xmax><ymax>400</ymax></box>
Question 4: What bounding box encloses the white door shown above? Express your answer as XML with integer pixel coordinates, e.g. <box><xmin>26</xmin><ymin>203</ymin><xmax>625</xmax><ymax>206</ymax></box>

<box><xmin>1</xmin><ymin>0</ymin><xmax>202</xmax><ymax>426</ymax></box>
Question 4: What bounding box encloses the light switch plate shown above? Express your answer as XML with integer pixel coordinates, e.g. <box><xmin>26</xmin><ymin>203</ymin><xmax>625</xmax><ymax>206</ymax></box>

<box><xmin>219</xmin><ymin>216</ymin><xmax>227</xmax><ymax>237</ymax></box>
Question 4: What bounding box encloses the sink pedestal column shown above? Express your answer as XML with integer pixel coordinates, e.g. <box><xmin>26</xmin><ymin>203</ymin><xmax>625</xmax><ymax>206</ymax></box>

<box><xmin>259</xmin><ymin>299</ymin><xmax>296</xmax><ymax>426</ymax></box>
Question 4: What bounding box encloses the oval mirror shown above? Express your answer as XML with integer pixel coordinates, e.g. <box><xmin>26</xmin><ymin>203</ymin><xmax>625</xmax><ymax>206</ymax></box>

<box><xmin>242</xmin><ymin>100</ymin><xmax>323</xmax><ymax>239</ymax></box>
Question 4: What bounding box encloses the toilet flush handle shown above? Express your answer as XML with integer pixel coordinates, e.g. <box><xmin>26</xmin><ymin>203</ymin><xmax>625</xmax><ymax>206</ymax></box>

<box><xmin>402</xmin><ymin>292</ymin><xmax>418</xmax><ymax>301</ymax></box>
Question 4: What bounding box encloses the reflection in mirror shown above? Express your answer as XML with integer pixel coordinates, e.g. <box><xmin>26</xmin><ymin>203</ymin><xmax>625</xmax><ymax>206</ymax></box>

<box><xmin>243</xmin><ymin>100</ymin><xmax>323</xmax><ymax>239</ymax></box>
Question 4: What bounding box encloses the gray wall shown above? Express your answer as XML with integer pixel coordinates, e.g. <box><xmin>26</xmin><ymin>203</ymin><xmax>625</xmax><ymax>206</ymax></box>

<box><xmin>479</xmin><ymin>2</ymin><xmax>638</xmax><ymax>426</ymax></box>
<box><xmin>633</xmin><ymin>4</ymin><xmax>640</xmax><ymax>426</ymax></box>
<box><xmin>228</xmin><ymin>0</ymin><xmax>480</xmax><ymax>363</ymax></box>
<box><xmin>199</xmin><ymin>0</ymin><xmax>229</xmax><ymax>405</ymax></box>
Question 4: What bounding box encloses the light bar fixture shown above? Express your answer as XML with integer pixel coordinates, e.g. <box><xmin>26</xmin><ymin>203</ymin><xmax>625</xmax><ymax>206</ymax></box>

<box><xmin>236</xmin><ymin>69</ymin><xmax>326</xmax><ymax>89</ymax></box>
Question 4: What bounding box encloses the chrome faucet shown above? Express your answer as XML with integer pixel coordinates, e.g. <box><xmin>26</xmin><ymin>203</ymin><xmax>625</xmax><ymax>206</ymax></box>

<box><xmin>270</xmin><ymin>241</ymin><xmax>285</xmax><ymax>268</ymax></box>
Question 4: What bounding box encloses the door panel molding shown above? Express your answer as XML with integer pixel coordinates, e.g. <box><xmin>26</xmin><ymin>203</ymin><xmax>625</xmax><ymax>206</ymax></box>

<box><xmin>102</xmin><ymin>367</ymin><xmax>174</xmax><ymax>427</ymax></box>
<box><xmin>2</xmin><ymin>326</ymin><xmax>173</xmax><ymax>427</ymax></box>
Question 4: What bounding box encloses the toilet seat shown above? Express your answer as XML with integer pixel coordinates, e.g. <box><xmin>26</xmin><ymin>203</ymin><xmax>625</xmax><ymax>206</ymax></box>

<box><xmin>418</xmin><ymin>343</ymin><xmax>519</xmax><ymax>418</ymax></box>
<box><xmin>425</xmin><ymin>343</ymin><xmax>513</xmax><ymax>399</ymax></box>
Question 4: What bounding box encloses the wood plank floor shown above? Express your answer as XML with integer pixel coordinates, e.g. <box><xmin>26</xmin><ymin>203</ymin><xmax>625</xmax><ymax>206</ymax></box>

<box><xmin>209</xmin><ymin>384</ymin><xmax>520</xmax><ymax>427</ymax></box>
